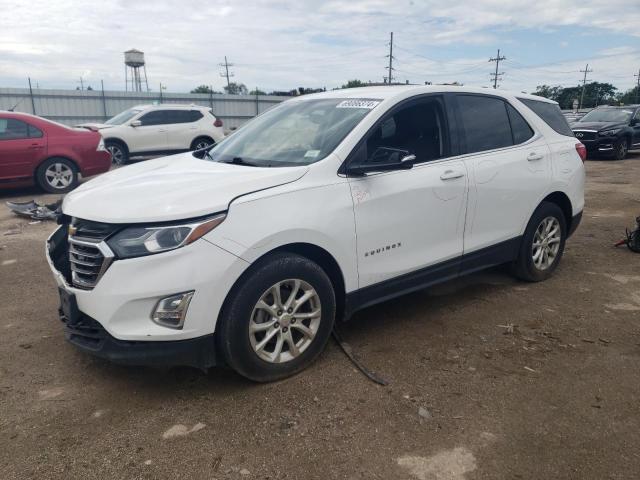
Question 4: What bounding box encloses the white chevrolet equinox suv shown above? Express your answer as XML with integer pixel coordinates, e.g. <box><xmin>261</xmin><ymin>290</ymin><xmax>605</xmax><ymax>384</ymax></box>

<box><xmin>78</xmin><ymin>104</ymin><xmax>225</xmax><ymax>165</ymax></box>
<box><xmin>47</xmin><ymin>86</ymin><xmax>585</xmax><ymax>381</ymax></box>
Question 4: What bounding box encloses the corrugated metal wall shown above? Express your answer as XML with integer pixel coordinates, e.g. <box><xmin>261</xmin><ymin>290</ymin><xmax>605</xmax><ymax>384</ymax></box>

<box><xmin>0</xmin><ymin>88</ymin><xmax>289</xmax><ymax>130</ymax></box>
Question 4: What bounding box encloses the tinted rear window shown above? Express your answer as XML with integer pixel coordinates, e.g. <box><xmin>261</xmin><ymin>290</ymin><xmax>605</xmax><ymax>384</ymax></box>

<box><xmin>457</xmin><ymin>95</ymin><xmax>513</xmax><ymax>153</ymax></box>
<box><xmin>506</xmin><ymin>104</ymin><xmax>534</xmax><ymax>144</ymax></box>
<box><xmin>518</xmin><ymin>98</ymin><xmax>574</xmax><ymax>137</ymax></box>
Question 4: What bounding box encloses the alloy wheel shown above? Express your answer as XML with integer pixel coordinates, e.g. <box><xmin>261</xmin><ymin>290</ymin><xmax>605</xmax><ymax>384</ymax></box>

<box><xmin>44</xmin><ymin>162</ymin><xmax>74</xmax><ymax>190</ymax></box>
<box><xmin>531</xmin><ymin>216</ymin><xmax>561</xmax><ymax>271</ymax></box>
<box><xmin>195</xmin><ymin>140</ymin><xmax>212</xmax><ymax>150</ymax></box>
<box><xmin>107</xmin><ymin>145</ymin><xmax>125</xmax><ymax>165</ymax></box>
<box><xmin>249</xmin><ymin>279</ymin><xmax>322</xmax><ymax>363</ymax></box>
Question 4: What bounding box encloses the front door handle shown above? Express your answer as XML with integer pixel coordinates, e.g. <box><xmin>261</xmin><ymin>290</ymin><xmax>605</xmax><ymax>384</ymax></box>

<box><xmin>440</xmin><ymin>169</ymin><xmax>465</xmax><ymax>181</ymax></box>
<box><xmin>527</xmin><ymin>152</ymin><xmax>544</xmax><ymax>161</ymax></box>
<box><xmin>28</xmin><ymin>143</ymin><xmax>43</xmax><ymax>149</ymax></box>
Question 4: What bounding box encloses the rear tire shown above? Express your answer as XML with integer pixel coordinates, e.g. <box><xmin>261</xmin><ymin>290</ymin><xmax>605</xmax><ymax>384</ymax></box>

<box><xmin>512</xmin><ymin>202</ymin><xmax>566</xmax><ymax>282</ymax></box>
<box><xmin>190</xmin><ymin>136</ymin><xmax>214</xmax><ymax>151</ymax></box>
<box><xmin>105</xmin><ymin>140</ymin><xmax>129</xmax><ymax>165</ymax></box>
<box><xmin>36</xmin><ymin>157</ymin><xmax>78</xmax><ymax>193</ymax></box>
<box><xmin>217</xmin><ymin>253</ymin><xmax>336</xmax><ymax>382</ymax></box>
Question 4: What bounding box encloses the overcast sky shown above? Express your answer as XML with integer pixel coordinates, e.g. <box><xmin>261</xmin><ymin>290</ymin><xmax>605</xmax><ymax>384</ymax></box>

<box><xmin>1</xmin><ymin>0</ymin><xmax>639</xmax><ymax>94</ymax></box>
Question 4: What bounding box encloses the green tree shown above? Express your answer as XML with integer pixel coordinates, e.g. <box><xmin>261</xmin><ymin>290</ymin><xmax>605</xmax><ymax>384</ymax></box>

<box><xmin>223</xmin><ymin>82</ymin><xmax>248</xmax><ymax>95</ymax></box>
<box><xmin>191</xmin><ymin>85</ymin><xmax>220</xmax><ymax>94</ymax></box>
<box><xmin>249</xmin><ymin>88</ymin><xmax>267</xmax><ymax>95</ymax></box>
<box><xmin>341</xmin><ymin>79</ymin><xmax>367</xmax><ymax>89</ymax></box>
<box><xmin>532</xmin><ymin>85</ymin><xmax>562</xmax><ymax>102</ymax></box>
<box><xmin>617</xmin><ymin>86</ymin><xmax>640</xmax><ymax>105</ymax></box>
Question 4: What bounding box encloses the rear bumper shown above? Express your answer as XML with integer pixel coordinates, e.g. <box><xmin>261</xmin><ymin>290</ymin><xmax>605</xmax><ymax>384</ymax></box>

<box><xmin>80</xmin><ymin>151</ymin><xmax>112</xmax><ymax>177</ymax></box>
<box><xmin>61</xmin><ymin>308</ymin><xmax>220</xmax><ymax>369</ymax></box>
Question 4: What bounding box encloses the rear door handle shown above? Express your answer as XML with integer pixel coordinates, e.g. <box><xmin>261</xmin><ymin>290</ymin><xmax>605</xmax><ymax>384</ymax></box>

<box><xmin>527</xmin><ymin>152</ymin><xmax>544</xmax><ymax>161</ymax></box>
<box><xmin>440</xmin><ymin>169</ymin><xmax>465</xmax><ymax>181</ymax></box>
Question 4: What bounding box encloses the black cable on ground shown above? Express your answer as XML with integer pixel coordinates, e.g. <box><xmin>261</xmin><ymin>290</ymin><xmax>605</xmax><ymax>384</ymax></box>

<box><xmin>332</xmin><ymin>326</ymin><xmax>389</xmax><ymax>386</ymax></box>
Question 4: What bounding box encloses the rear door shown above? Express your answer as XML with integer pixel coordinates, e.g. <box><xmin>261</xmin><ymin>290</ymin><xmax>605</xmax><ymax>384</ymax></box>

<box><xmin>453</xmin><ymin>94</ymin><xmax>551</xmax><ymax>255</ymax></box>
<box><xmin>164</xmin><ymin>110</ymin><xmax>202</xmax><ymax>150</ymax></box>
<box><xmin>0</xmin><ymin>118</ymin><xmax>46</xmax><ymax>181</ymax></box>
<box><xmin>127</xmin><ymin>110</ymin><xmax>168</xmax><ymax>153</ymax></box>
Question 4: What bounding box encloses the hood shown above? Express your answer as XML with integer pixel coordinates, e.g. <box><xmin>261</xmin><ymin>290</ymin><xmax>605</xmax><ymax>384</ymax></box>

<box><xmin>62</xmin><ymin>153</ymin><xmax>309</xmax><ymax>223</ymax></box>
<box><xmin>75</xmin><ymin>123</ymin><xmax>114</xmax><ymax>131</ymax></box>
<box><xmin>571</xmin><ymin>121</ymin><xmax>626</xmax><ymax>132</ymax></box>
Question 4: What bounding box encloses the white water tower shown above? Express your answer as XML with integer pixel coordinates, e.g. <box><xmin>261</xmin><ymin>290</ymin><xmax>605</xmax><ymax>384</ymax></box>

<box><xmin>124</xmin><ymin>49</ymin><xmax>149</xmax><ymax>92</ymax></box>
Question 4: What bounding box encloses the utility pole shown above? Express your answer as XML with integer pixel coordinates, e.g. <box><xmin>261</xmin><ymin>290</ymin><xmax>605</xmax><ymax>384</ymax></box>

<box><xmin>579</xmin><ymin>64</ymin><xmax>593</xmax><ymax>110</ymax></box>
<box><xmin>28</xmin><ymin>77</ymin><xmax>36</xmax><ymax>115</ymax></box>
<box><xmin>489</xmin><ymin>49</ymin><xmax>506</xmax><ymax>89</ymax></box>
<box><xmin>78</xmin><ymin>76</ymin><xmax>84</xmax><ymax>91</ymax></box>
<box><xmin>219</xmin><ymin>56</ymin><xmax>234</xmax><ymax>92</ymax></box>
<box><xmin>635</xmin><ymin>69</ymin><xmax>640</xmax><ymax>104</ymax></box>
<box><xmin>386</xmin><ymin>32</ymin><xmax>395</xmax><ymax>84</ymax></box>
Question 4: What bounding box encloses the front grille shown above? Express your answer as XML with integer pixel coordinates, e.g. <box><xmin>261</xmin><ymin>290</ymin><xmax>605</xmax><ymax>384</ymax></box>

<box><xmin>573</xmin><ymin>130</ymin><xmax>596</xmax><ymax>141</ymax></box>
<box><xmin>69</xmin><ymin>238</ymin><xmax>110</xmax><ymax>289</ymax></box>
<box><xmin>68</xmin><ymin>219</ymin><xmax>118</xmax><ymax>290</ymax></box>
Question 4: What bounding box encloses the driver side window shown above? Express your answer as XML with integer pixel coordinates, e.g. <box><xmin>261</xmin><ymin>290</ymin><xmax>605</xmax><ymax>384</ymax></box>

<box><xmin>364</xmin><ymin>97</ymin><xmax>448</xmax><ymax>165</ymax></box>
<box><xmin>139</xmin><ymin>111</ymin><xmax>166</xmax><ymax>126</ymax></box>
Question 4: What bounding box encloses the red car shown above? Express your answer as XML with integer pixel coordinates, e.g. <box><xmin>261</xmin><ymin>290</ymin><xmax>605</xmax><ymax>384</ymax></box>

<box><xmin>0</xmin><ymin>112</ymin><xmax>111</xmax><ymax>193</ymax></box>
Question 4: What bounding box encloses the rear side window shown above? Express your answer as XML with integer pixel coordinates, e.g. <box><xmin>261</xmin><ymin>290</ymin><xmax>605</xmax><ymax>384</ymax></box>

<box><xmin>28</xmin><ymin>124</ymin><xmax>43</xmax><ymax>138</ymax></box>
<box><xmin>457</xmin><ymin>95</ymin><xmax>513</xmax><ymax>153</ymax></box>
<box><xmin>518</xmin><ymin>98</ymin><xmax>574</xmax><ymax>137</ymax></box>
<box><xmin>0</xmin><ymin>118</ymin><xmax>29</xmax><ymax>140</ymax></box>
<box><xmin>506</xmin><ymin>104</ymin><xmax>534</xmax><ymax>144</ymax></box>
<box><xmin>189</xmin><ymin>110</ymin><xmax>204</xmax><ymax>122</ymax></box>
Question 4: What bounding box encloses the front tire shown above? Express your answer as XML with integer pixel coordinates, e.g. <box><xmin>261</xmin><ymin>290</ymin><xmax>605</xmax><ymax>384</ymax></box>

<box><xmin>613</xmin><ymin>138</ymin><xmax>628</xmax><ymax>160</ymax></box>
<box><xmin>36</xmin><ymin>158</ymin><xmax>78</xmax><ymax>193</ymax></box>
<box><xmin>512</xmin><ymin>202</ymin><xmax>566</xmax><ymax>282</ymax></box>
<box><xmin>105</xmin><ymin>141</ymin><xmax>129</xmax><ymax>165</ymax></box>
<box><xmin>217</xmin><ymin>253</ymin><xmax>336</xmax><ymax>382</ymax></box>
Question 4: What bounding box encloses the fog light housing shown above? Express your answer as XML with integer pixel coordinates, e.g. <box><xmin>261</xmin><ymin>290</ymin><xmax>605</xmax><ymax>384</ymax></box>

<box><xmin>152</xmin><ymin>291</ymin><xmax>194</xmax><ymax>329</ymax></box>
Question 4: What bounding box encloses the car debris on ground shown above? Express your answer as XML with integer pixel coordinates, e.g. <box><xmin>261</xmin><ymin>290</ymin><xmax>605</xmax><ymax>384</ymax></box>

<box><xmin>6</xmin><ymin>199</ymin><xmax>62</xmax><ymax>221</ymax></box>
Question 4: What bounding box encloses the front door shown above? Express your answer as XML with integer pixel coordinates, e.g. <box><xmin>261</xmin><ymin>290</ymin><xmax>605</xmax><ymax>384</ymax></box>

<box><xmin>348</xmin><ymin>96</ymin><xmax>468</xmax><ymax>290</ymax></box>
<box><xmin>127</xmin><ymin>110</ymin><xmax>168</xmax><ymax>153</ymax></box>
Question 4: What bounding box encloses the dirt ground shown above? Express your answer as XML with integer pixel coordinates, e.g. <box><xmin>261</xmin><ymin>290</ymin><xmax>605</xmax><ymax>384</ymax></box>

<box><xmin>1</xmin><ymin>154</ymin><xmax>640</xmax><ymax>480</ymax></box>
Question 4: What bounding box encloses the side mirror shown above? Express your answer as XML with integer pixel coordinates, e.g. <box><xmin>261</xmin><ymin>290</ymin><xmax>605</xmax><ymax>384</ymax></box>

<box><xmin>630</xmin><ymin>118</ymin><xmax>638</xmax><ymax>126</ymax></box>
<box><xmin>130</xmin><ymin>120</ymin><xmax>142</xmax><ymax>127</ymax></box>
<box><xmin>347</xmin><ymin>147</ymin><xmax>416</xmax><ymax>175</ymax></box>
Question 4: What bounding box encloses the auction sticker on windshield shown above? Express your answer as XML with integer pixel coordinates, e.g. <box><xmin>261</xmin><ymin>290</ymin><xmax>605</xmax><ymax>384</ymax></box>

<box><xmin>336</xmin><ymin>99</ymin><xmax>381</xmax><ymax>109</ymax></box>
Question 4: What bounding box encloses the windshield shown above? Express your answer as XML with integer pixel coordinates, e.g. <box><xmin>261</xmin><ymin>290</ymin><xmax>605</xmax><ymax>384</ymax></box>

<box><xmin>105</xmin><ymin>108</ymin><xmax>143</xmax><ymax>125</ymax></box>
<box><xmin>579</xmin><ymin>109</ymin><xmax>633</xmax><ymax>124</ymax></box>
<box><xmin>204</xmin><ymin>98</ymin><xmax>379</xmax><ymax>167</ymax></box>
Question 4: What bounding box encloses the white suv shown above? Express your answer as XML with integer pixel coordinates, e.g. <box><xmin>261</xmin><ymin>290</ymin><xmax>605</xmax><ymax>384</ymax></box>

<box><xmin>78</xmin><ymin>104</ymin><xmax>225</xmax><ymax>164</ymax></box>
<box><xmin>48</xmin><ymin>86</ymin><xmax>585</xmax><ymax>381</ymax></box>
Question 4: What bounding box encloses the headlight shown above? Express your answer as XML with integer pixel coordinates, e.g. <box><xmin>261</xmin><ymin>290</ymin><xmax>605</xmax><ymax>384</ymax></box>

<box><xmin>599</xmin><ymin>129</ymin><xmax>620</xmax><ymax>136</ymax></box>
<box><xmin>106</xmin><ymin>213</ymin><xmax>226</xmax><ymax>259</ymax></box>
<box><xmin>97</xmin><ymin>137</ymin><xmax>107</xmax><ymax>151</ymax></box>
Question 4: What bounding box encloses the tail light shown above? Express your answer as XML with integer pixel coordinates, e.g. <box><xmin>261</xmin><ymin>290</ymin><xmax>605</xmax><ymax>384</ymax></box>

<box><xmin>213</xmin><ymin>119</ymin><xmax>223</xmax><ymax>128</ymax></box>
<box><xmin>575</xmin><ymin>142</ymin><xmax>587</xmax><ymax>162</ymax></box>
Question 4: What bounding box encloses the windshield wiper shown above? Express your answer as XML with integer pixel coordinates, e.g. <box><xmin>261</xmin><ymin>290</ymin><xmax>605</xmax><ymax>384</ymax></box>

<box><xmin>221</xmin><ymin>157</ymin><xmax>260</xmax><ymax>167</ymax></box>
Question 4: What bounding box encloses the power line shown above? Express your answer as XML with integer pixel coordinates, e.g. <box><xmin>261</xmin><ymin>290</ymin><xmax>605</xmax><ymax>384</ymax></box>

<box><xmin>489</xmin><ymin>49</ymin><xmax>506</xmax><ymax>89</ymax></box>
<box><xmin>579</xmin><ymin>63</ymin><xmax>593</xmax><ymax>109</ymax></box>
<box><xmin>386</xmin><ymin>32</ymin><xmax>395</xmax><ymax>84</ymax></box>
<box><xmin>219</xmin><ymin>56</ymin><xmax>234</xmax><ymax>90</ymax></box>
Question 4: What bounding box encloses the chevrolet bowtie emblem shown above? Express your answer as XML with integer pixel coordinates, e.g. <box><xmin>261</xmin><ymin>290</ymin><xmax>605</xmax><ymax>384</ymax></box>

<box><xmin>68</xmin><ymin>225</ymin><xmax>77</xmax><ymax>236</ymax></box>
